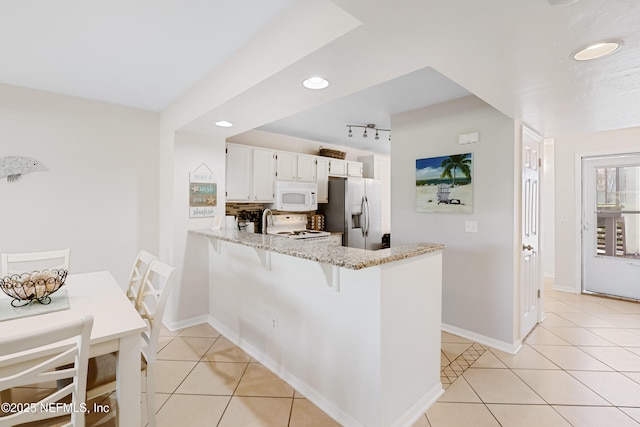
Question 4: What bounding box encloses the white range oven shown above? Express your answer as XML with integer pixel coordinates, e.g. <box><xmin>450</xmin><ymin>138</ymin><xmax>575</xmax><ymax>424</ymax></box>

<box><xmin>267</xmin><ymin>214</ymin><xmax>330</xmax><ymax>242</ymax></box>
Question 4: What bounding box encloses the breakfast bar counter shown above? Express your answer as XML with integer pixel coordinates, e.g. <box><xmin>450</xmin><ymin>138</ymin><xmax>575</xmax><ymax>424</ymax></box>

<box><xmin>190</xmin><ymin>228</ymin><xmax>443</xmax><ymax>270</ymax></box>
<box><xmin>189</xmin><ymin>228</ymin><xmax>444</xmax><ymax>427</ymax></box>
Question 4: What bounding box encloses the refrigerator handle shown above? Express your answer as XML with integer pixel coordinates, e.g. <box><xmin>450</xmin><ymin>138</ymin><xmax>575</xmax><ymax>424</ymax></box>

<box><xmin>360</xmin><ymin>196</ymin><xmax>366</xmax><ymax>237</ymax></box>
<box><xmin>364</xmin><ymin>196</ymin><xmax>370</xmax><ymax>236</ymax></box>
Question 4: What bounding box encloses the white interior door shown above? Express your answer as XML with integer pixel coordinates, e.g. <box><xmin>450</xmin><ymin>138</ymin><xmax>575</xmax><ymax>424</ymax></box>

<box><xmin>521</xmin><ymin>128</ymin><xmax>542</xmax><ymax>339</ymax></box>
<box><xmin>582</xmin><ymin>154</ymin><xmax>640</xmax><ymax>300</ymax></box>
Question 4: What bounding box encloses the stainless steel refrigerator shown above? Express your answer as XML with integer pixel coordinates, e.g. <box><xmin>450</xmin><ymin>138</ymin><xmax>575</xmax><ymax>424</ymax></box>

<box><xmin>319</xmin><ymin>177</ymin><xmax>383</xmax><ymax>250</ymax></box>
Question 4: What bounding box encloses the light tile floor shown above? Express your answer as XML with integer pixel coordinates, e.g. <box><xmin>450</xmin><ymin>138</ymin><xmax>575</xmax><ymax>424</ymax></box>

<box><xmin>423</xmin><ymin>280</ymin><xmax>640</xmax><ymax>427</ymax></box>
<box><xmin>11</xmin><ymin>279</ymin><xmax>640</xmax><ymax>426</ymax></box>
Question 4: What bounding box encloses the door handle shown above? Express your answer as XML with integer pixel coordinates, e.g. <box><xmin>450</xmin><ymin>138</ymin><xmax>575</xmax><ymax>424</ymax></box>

<box><xmin>522</xmin><ymin>244</ymin><xmax>533</xmax><ymax>251</ymax></box>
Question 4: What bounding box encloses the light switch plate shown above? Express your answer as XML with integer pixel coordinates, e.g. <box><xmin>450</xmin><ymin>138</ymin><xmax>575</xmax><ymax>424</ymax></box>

<box><xmin>465</xmin><ymin>221</ymin><xmax>478</xmax><ymax>233</ymax></box>
<box><xmin>459</xmin><ymin>131</ymin><xmax>479</xmax><ymax>145</ymax></box>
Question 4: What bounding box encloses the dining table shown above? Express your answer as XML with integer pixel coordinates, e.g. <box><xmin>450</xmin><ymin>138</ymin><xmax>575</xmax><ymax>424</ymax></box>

<box><xmin>0</xmin><ymin>270</ymin><xmax>147</xmax><ymax>427</ymax></box>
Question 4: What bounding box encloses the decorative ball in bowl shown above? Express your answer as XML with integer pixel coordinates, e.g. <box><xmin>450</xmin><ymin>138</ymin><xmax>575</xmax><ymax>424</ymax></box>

<box><xmin>0</xmin><ymin>269</ymin><xmax>68</xmax><ymax>307</ymax></box>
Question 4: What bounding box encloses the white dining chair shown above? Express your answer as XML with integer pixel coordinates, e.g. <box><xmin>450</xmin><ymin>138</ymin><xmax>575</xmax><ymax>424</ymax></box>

<box><xmin>125</xmin><ymin>250</ymin><xmax>157</xmax><ymax>306</ymax></box>
<box><xmin>0</xmin><ymin>314</ymin><xmax>93</xmax><ymax>427</ymax></box>
<box><xmin>1</xmin><ymin>249</ymin><xmax>71</xmax><ymax>276</ymax></box>
<box><xmin>86</xmin><ymin>260</ymin><xmax>177</xmax><ymax>427</ymax></box>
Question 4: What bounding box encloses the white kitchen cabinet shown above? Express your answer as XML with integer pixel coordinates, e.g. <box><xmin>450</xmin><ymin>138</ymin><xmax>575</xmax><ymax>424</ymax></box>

<box><xmin>328</xmin><ymin>159</ymin><xmax>347</xmax><ymax>177</ymax></box>
<box><xmin>252</xmin><ymin>148</ymin><xmax>276</xmax><ymax>201</ymax></box>
<box><xmin>297</xmin><ymin>155</ymin><xmax>317</xmax><ymax>182</ymax></box>
<box><xmin>316</xmin><ymin>157</ymin><xmax>329</xmax><ymax>203</ymax></box>
<box><xmin>347</xmin><ymin>161</ymin><xmax>363</xmax><ymax>177</ymax></box>
<box><xmin>275</xmin><ymin>151</ymin><xmax>297</xmax><ymax>181</ymax></box>
<box><xmin>226</xmin><ymin>144</ymin><xmax>275</xmax><ymax>202</ymax></box>
<box><xmin>276</xmin><ymin>152</ymin><xmax>317</xmax><ymax>182</ymax></box>
<box><xmin>226</xmin><ymin>144</ymin><xmax>252</xmax><ymax>201</ymax></box>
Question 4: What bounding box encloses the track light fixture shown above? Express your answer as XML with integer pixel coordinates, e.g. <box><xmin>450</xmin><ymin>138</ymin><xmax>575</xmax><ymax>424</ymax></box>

<box><xmin>346</xmin><ymin>123</ymin><xmax>390</xmax><ymax>142</ymax></box>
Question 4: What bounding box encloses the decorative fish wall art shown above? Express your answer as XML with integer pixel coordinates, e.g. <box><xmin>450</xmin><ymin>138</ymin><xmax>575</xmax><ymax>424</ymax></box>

<box><xmin>0</xmin><ymin>156</ymin><xmax>47</xmax><ymax>183</ymax></box>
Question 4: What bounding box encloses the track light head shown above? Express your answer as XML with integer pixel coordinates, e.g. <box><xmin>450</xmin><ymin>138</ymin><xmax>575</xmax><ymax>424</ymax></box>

<box><xmin>345</xmin><ymin>124</ymin><xmax>390</xmax><ymax>142</ymax></box>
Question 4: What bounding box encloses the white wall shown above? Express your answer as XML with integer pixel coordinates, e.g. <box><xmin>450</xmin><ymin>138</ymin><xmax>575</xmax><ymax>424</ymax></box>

<box><xmin>554</xmin><ymin>126</ymin><xmax>640</xmax><ymax>292</ymax></box>
<box><xmin>167</xmin><ymin>131</ymin><xmax>226</xmax><ymax>328</ymax></box>
<box><xmin>391</xmin><ymin>96</ymin><xmax>517</xmax><ymax>347</ymax></box>
<box><xmin>0</xmin><ymin>84</ymin><xmax>159</xmax><ymax>286</ymax></box>
<box><xmin>228</xmin><ymin>129</ymin><xmax>380</xmax><ymax>161</ymax></box>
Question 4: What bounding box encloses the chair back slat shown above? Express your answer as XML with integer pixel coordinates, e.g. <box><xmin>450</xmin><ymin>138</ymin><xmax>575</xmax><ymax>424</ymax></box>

<box><xmin>135</xmin><ymin>260</ymin><xmax>177</xmax><ymax>359</ymax></box>
<box><xmin>0</xmin><ymin>314</ymin><xmax>93</xmax><ymax>427</ymax></box>
<box><xmin>1</xmin><ymin>249</ymin><xmax>70</xmax><ymax>276</ymax></box>
<box><xmin>125</xmin><ymin>250</ymin><xmax>157</xmax><ymax>305</ymax></box>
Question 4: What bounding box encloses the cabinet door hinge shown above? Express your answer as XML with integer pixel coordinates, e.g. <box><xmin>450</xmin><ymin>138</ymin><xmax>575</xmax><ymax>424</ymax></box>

<box><xmin>537</xmin><ymin>289</ymin><xmax>541</xmax><ymax>298</ymax></box>
<box><xmin>538</xmin><ymin>158</ymin><xmax>541</xmax><ymax>167</ymax></box>
<box><xmin>225</xmin><ymin>148</ymin><xmax>228</xmax><ymax>154</ymax></box>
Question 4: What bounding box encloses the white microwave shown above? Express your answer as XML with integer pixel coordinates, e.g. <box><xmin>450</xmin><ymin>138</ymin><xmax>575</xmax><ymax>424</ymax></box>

<box><xmin>269</xmin><ymin>181</ymin><xmax>318</xmax><ymax>212</ymax></box>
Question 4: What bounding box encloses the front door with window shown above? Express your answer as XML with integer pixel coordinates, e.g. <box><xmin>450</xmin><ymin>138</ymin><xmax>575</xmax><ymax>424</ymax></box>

<box><xmin>582</xmin><ymin>154</ymin><xmax>640</xmax><ymax>300</ymax></box>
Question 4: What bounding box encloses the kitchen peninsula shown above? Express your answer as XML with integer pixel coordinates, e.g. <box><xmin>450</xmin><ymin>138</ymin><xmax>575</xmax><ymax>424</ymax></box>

<box><xmin>190</xmin><ymin>228</ymin><xmax>444</xmax><ymax>427</ymax></box>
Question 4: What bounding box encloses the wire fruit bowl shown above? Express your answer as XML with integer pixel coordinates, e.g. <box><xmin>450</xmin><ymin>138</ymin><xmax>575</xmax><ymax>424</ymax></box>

<box><xmin>0</xmin><ymin>269</ymin><xmax>68</xmax><ymax>307</ymax></box>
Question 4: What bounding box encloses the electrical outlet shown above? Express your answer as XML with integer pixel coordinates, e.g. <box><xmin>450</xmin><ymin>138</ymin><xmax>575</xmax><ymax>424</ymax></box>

<box><xmin>272</xmin><ymin>317</ymin><xmax>278</xmax><ymax>329</ymax></box>
<box><xmin>465</xmin><ymin>221</ymin><xmax>478</xmax><ymax>233</ymax></box>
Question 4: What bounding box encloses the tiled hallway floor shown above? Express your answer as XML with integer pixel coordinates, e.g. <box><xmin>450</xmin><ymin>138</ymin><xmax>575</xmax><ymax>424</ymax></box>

<box><xmin>421</xmin><ymin>280</ymin><xmax>640</xmax><ymax>427</ymax></box>
<box><xmin>16</xmin><ymin>279</ymin><xmax>640</xmax><ymax>426</ymax></box>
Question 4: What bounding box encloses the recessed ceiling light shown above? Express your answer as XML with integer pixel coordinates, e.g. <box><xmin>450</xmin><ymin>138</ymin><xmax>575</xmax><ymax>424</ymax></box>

<box><xmin>215</xmin><ymin>120</ymin><xmax>234</xmax><ymax>127</ymax></box>
<box><xmin>548</xmin><ymin>0</ymin><xmax>578</xmax><ymax>6</ymax></box>
<box><xmin>573</xmin><ymin>41</ymin><xmax>622</xmax><ymax>61</ymax></box>
<box><xmin>302</xmin><ymin>77</ymin><xmax>329</xmax><ymax>90</ymax></box>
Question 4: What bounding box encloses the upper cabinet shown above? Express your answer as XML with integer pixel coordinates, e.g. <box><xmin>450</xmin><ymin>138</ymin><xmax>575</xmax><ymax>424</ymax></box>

<box><xmin>226</xmin><ymin>143</ymin><xmax>363</xmax><ymax>204</ymax></box>
<box><xmin>275</xmin><ymin>152</ymin><xmax>297</xmax><ymax>181</ymax></box>
<box><xmin>316</xmin><ymin>157</ymin><xmax>329</xmax><ymax>203</ymax></box>
<box><xmin>225</xmin><ymin>144</ymin><xmax>252</xmax><ymax>201</ymax></box>
<box><xmin>297</xmin><ymin>155</ymin><xmax>317</xmax><ymax>182</ymax></box>
<box><xmin>328</xmin><ymin>159</ymin><xmax>347</xmax><ymax>177</ymax></box>
<box><xmin>252</xmin><ymin>148</ymin><xmax>277</xmax><ymax>201</ymax></box>
<box><xmin>226</xmin><ymin>143</ymin><xmax>276</xmax><ymax>202</ymax></box>
<box><xmin>347</xmin><ymin>161</ymin><xmax>363</xmax><ymax>177</ymax></box>
<box><xmin>275</xmin><ymin>152</ymin><xmax>317</xmax><ymax>182</ymax></box>
<box><xmin>328</xmin><ymin>159</ymin><xmax>363</xmax><ymax>177</ymax></box>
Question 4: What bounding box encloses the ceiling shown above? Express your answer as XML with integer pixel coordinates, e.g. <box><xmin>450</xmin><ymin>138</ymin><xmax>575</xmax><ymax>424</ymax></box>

<box><xmin>0</xmin><ymin>0</ymin><xmax>297</xmax><ymax>111</ymax></box>
<box><xmin>2</xmin><ymin>0</ymin><xmax>640</xmax><ymax>156</ymax></box>
<box><xmin>257</xmin><ymin>68</ymin><xmax>471</xmax><ymax>155</ymax></box>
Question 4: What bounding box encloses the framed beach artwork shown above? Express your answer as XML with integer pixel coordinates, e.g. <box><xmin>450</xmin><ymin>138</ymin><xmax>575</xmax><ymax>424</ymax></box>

<box><xmin>416</xmin><ymin>153</ymin><xmax>473</xmax><ymax>213</ymax></box>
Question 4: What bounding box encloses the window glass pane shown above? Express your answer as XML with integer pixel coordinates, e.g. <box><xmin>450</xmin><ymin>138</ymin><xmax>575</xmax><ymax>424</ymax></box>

<box><xmin>595</xmin><ymin>164</ymin><xmax>640</xmax><ymax>259</ymax></box>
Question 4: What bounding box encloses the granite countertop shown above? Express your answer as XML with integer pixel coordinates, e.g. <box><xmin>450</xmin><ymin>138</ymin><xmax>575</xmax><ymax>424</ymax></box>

<box><xmin>190</xmin><ymin>228</ymin><xmax>444</xmax><ymax>270</ymax></box>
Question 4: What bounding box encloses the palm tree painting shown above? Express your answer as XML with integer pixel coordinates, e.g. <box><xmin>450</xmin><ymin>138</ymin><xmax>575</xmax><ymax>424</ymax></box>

<box><xmin>416</xmin><ymin>153</ymin><xmax>473</xmax><ymax>213</ymax></box>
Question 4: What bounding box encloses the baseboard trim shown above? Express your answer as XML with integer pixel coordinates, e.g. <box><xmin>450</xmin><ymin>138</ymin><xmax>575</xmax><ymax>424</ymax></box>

<box><xmin>442</xmin><ymin>323</ymin><xmax>522</xmax><ymax>355</ymax></box>
<box><xmin>163</xmin><ymin>314</ymin><xmax>210</xmax><ymax>332</ymax></box>
<box><xmin>390</xmin><ymin>383</ymin><xmax>444</xmax><ymax>427</ymax></box>
<box><xmin>552</xmin><ymin>284</ymin><xmax>578</xmax><ymax>293</ymax></box>
<box><xmin>208</xmin><ymin>315</ymin><xmax>442</xmax><ymax>427</ymax></box>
